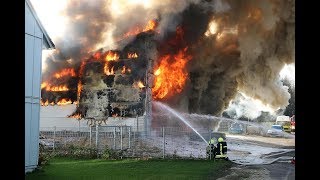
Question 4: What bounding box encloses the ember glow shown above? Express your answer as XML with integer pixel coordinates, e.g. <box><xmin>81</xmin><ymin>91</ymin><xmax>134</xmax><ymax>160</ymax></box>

<box><xmin>133</xmin><ymin>81</ymin><xmax>145</xmax><ymax>89</ymax></box>
<box><xmin>152</xmin><ymin>48</ymin><xmax>192</xmax><ymax>99</ymax></box>
<box><xmin>68</xmin><ymin>113</ymin><xmax>82</xmax><ymax>119</ymax></box>
<box><xmin>54</xmin><ymin>68</ymin><xmax>76</xmax><ymax>78</ymax></box>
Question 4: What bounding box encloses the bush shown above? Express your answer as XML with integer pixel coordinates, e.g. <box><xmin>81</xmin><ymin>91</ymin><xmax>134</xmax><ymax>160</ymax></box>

<box><xmin>38</xmin><ymin>143</ymin><xmax>52</xmax><ymax>166</ymax></box>
<box><xmin>53</xmin><ymin>145</ymin><xmax>97</xmax><ymax>159</ymax></box>
<box><xmin>101</xmin><ymin>146</ymin><xmax>123</xmax><ymax>160</ymax></box>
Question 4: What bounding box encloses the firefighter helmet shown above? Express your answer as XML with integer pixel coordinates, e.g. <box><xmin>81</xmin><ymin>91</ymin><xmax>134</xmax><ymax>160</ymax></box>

<box><xmin>218</xmin><ymin>137</ymin><xmax>224</xmax><ymax>142</ymax></box>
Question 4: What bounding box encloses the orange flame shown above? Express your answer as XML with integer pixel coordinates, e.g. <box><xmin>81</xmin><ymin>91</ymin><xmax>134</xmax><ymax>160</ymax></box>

<box><xmin>41</xmin><ymin>100</ymin><xmax>49</xmax><ymax>106</ymax></box>
<box><xmin>93</xmin><ymin>52</ymin><xmax>101</xmax><ymax>60</ymax></box>
<box><xmin>104</xmin><ymin>64</ymin><xmax>115</xmax><ymax>75</ymax></box>
<box><xmin>143</xmin><ymin>20</ymin><xmax>157</xmax><ymax>32</ymax></box>
<box><xmin>68</xmin><ymin>113</ymin><xmax>82</xmax><ymax>119</ymax></box>
<box><xmin>45</xmin><ymin>85</ymin><xmax>69</xmax><ymax>92</ymax></box>
<box><xmin>41</xmin><ymin>82</ymin><xmax>48</xmax><ymax>89</ymax></box>
<box><xmin>105</xmin><ymin>51</ymin><xmax>119</xmax><ymax>61</ymax></box>
<box><xmin>54</xmin><ymin>68</ymin><xmax>76</xmax><ymax>79</ymax></box>
<box><xmin>133</xmin><ymin>81</ymin><xmax>145</xmax><ymax>89</ymax></box>
<box><xmin>121</xmin><ymin>20</ymin><xmax>158</xmax><ymax>40</ymax></box>
<box><xmin>79</xmin><ymin>61</ymin><xmax>86</xmax><ymax>77</ymax></box>
<box><xmin>128</xmin><ymin>52</ymin><xmax>138</xmax><ymax>59</ymax></box>
<box><xmin>77</xmin><ymin>81</ymin><xmax>82</xmax><ymax>104</ymax></box>
<box><xmin>152</xmin><ymin>48</ymin><xmax>192</xmax><ymax>99</ymax></box>
<box><xmin>57</xmin><ymin>98</ymin><xmax>72</xmax><ymax>106</ymax></box>
<box><xmin>121</xmin><ymin>66</ymin><xmax>126</xmax><ymax>74</ymax></box>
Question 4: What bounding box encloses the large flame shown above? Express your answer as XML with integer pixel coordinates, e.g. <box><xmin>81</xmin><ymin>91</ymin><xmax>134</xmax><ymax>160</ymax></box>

<box><xmin>44</xmin><ymin>84</ymin><xmax>69</xmax><ymax>91</ymax></box>
<box><xmin>152</xmin><ymin>48</ymin><xmax>192</xmax><ymax>99</ymax></box>
<box><xmin>54</xmin><ymin>68</ymin><xmax>76</xmax><ymax>78</ymax></box>
<box><xmin>105</xmin><ymin>51</ymin><xmax>119</xmax><ymax>61</ymax></box>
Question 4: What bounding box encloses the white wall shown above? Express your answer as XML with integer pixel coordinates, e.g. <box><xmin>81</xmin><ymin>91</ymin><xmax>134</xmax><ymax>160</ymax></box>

<box><xmin>25</xmin><ymin>1</ymin><xmax>43</xmax><ymax>173</ymax></box>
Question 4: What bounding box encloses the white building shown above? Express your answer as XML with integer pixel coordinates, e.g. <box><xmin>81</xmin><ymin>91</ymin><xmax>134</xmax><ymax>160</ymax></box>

<box><xmin>25</xmin><ymin>0</ymin><xmax>55</xmax><ymax>173</ymax></box>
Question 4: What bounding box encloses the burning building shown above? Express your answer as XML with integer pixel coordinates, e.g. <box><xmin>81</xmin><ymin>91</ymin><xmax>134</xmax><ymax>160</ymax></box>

<box><xmin>39</xmin><ymin>0</ymin><xmax>294</xmax><ymax>124</ymax></box>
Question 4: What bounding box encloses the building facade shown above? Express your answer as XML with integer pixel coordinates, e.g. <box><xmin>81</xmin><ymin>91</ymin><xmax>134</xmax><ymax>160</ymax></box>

<box><xmin>25</xmin><ymin>0</ymin><xmax>54</xmax><ymax>172</ymax></box>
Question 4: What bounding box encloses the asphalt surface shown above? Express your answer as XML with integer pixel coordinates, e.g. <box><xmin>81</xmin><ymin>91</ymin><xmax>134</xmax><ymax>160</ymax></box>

<box><xmin>217</xmin><ymin>141</ymin><xmax>295</xmax><ymax>180</ymax></box>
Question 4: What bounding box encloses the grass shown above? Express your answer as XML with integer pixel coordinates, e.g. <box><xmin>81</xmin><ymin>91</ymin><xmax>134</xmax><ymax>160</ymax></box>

<box><xmin>26</xmin><ymin>157</ymin><xmax>232</xmax><ymax>180</ymax></box>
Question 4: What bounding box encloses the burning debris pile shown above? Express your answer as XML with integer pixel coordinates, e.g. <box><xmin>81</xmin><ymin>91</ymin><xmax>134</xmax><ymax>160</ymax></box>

<box><xmin>40</xmin><ymin>0</ymin><xmax>294</xmax><ymax>120</ymax></box>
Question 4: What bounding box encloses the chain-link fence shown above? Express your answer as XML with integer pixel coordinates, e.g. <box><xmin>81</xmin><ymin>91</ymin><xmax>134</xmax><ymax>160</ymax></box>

<box><xmin>40</xmin><ymin>125</ymin><xmax>224</xmax><ymax>159</ymax></box>
<box><xmin>39</xmin><ymin>117</ymin><xmax>272</xmax><ymax>159</ymax></box>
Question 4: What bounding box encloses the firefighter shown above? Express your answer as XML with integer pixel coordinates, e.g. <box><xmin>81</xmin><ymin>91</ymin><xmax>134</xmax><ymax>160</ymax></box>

<box><xmin>206</xmin><ymin>138</ymin><xmax>216</xmax><ymax>160</ymax></box>
<box><xmin>215</xmin><ymin>137</ymin><xmax>228</xmax><ymax>160</ymax></box>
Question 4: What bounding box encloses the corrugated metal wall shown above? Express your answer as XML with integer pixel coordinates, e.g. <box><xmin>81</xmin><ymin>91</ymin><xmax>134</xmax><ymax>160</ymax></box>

<box><xmin>25</xmin><ymin>1</ymin><xmax>43</xmax><ymax>172</ymax></box>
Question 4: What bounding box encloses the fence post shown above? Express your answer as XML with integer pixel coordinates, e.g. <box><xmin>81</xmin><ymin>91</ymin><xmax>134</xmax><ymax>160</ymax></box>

<box><xmin>95</xmin><ymin>124</ymin><xmax>99</xmax><ymax>150</ymax></box>
<box><xmin>120</xmin><ymin>126</ymin><xmax>123</xmax><ymax>150</ymax></box>
<box><xmin>136</xmin><ymin>115</ymin><xmax>139</xmax><ymax>135</ymax></box>
<box><xmin>113</xmin><ymin>127</ymin><xmax>116</xmax><ymax>149</ymax></box>
<box><xmin>53</xmin><ymin>126</ymin><xmax>56</xmax><ymax>151</ymax></box>
<box><xmin>162</xmin><ymin>127</ymin><xmax>165</xmax><ymax>159</ymax></box>
<box><xmin>89</xmin><ymin>126</ymin><xmax>92</xmax><ymax>146</ymax></box>
<box><xmin>129</xmin><ymin>126</ymin><xmax>131</xmax><ymax>149</ymax></box>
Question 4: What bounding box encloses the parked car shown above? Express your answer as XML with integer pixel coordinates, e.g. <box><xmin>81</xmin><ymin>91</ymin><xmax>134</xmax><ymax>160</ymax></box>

<box><xmin>267</xmin><ymin>125</ymin><xmax>284</xmax><ymax>137</ymax></box>
<box><xmin>229</xmin><ymin>123</ymin><xmax>244</xmax><ymax>134</ymax></box>
<box><xmin>39</xmin><ymin>135</ymin><xmax>54</xmax><ymax>149</ymax></box>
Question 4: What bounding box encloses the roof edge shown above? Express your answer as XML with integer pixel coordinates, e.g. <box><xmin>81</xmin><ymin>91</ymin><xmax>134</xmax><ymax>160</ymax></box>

<box><xmin>26</xmin><ymin>0</ymin><xmax>55</xmax><ymax>49</ymax></box>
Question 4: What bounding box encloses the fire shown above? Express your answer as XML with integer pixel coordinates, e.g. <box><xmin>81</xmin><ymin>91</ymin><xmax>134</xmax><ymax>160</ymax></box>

<box><xmin>77</xmin><ymin>81</ymin><xmax>82</xmax><ymax>104</ymax></box>
<box><xmin>120</xmin><ymin>19</ymin><xmax>158</xmax><ymax>40</ymax></box>
<box><xmin>152</xmin><ymin>48</ymin><xmax>192</xmax><ymax>99</ymax></box>
<box><xmin>128</xmin><ymin>52</ymin><xmax>138</xmax><ymax>59</ymax></box>
<box><xmin>41</xmin><ymin>99</ymin><xmax>49</xmax><ymax>106</ymax></box>
<box><xmin>54</xmin><ymin>68</ymin><xmax>76</xmax><ymax>78</ymax></box>
<box><xmin>133</xmin><ymin>81</ymin><xmax>145</xmax><ymax>89</ymax></box>
<box><xmin>154</xmin><ymin>68</ymin><xmax>161</xmax><ymax>76</ymax></box>
<box><xmin>105</xmin><ymin>51</ymin><xmax>119</xmax><ymax>61</ymax></box>
<box><xmin>41</xmin><ymin>82</ymin><xmax>48</xmax><ymax>89</ymax></box>
<box><xmin>45</xmin><ymin>85</ymin><xmax>69</xmax><ymax>92</ymax></box>
<box><xmin>68</xmin><ymin>113</ymin><xmax>82</xmax><ymax>119</ymax></box>
<box><xmin>123</xmin><ymin>27</ymin><xmax>141</xmax><ymax>39</ymax></box>
<box><xmin>205</xmin><ymin>20</ymin><xmax>219</xmax><ymax>36</ymax></box>
<box><xmin>79</xmin><ymin>60</ymin><xmax>86</xmax><ymax>77</ymax></box>
<box><xmin>104</xmin><ymin>64</ymin><xmax>115</xmax><ymax>75</ymax></box>
<box><xmin>121</xmin><ymin>66</ymin><xmax>126</xmax><ymax>74</ymax></box>
<box><xmin>57</xmin><ymin>98</ymin><xmax>72</xmax><ymax>106</ymax></box>
<box><xmin>93</xmin><ymin>52</ymin><xmax>101</xmax><ymax>60</ymax></box>
<box><xmin>143</xmin><ymin>20</ymin><xmax>157</xmax><ymax>32</ymax></box>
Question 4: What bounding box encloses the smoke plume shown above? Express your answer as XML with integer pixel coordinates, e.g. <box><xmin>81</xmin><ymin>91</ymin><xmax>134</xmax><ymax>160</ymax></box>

<box><xmin>41</xmin><ymin>0</ymin><xmax>295</xmax><ymax>117</ymax></box>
